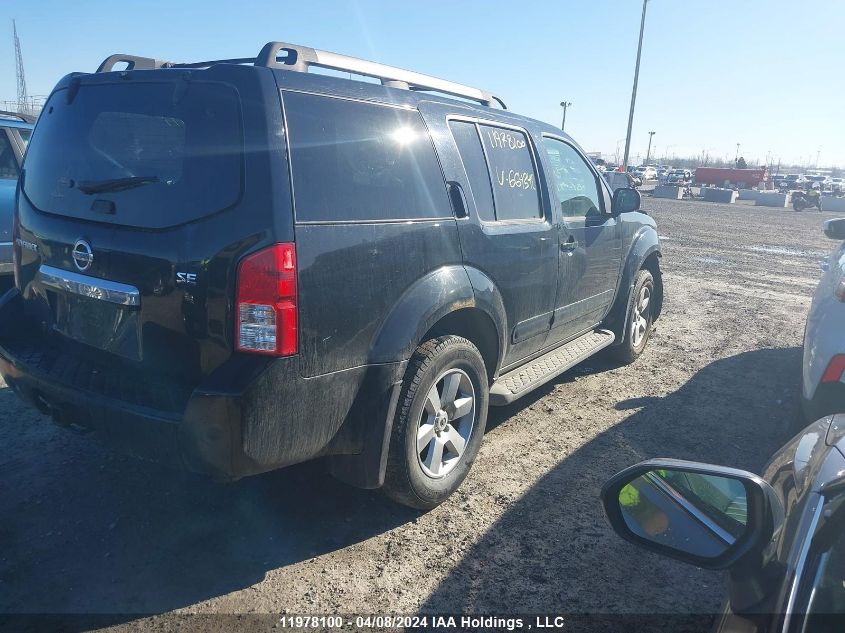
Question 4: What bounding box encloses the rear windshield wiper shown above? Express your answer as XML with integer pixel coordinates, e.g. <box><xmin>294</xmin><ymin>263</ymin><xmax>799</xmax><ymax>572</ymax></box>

<box><xmin>77</xmin><ymin>176</ymin><xmax>160</xmax><ymax>194</ymax></box>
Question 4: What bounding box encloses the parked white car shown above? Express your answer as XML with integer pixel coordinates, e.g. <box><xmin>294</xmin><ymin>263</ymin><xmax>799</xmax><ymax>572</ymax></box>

<box><xmin>636</xmin><ymin>166</ymin><xmax>657</xmax><ymax>180</ymax></box>
<box><xmin>802</xmin><ymin>218</ymin><xmax>845</xmax><ymax>421</ymax></box>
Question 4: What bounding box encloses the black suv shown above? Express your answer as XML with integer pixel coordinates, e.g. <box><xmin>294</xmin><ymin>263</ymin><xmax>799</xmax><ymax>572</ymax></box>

<box><xmin>0</xmin><ymin>42</ymin><xmax>663</xmax><ymax>508</ymax></box>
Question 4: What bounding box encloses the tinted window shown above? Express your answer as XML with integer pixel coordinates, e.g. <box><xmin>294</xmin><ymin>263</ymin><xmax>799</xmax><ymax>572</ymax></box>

<box><xmin>542</xmin><ymin>138</ymin><xmax>603</xmax><ymax>218</ymax></box>
<box><xmin>478</xmin><ymin>125</ymin><xmax>541</xmax><ymax>221</ymax></box>
<box><xmin>22</xmin><ymin>81</ymin><xmax>243</xmax><ymax>229</ymax></box>
<box><xmin>18</xmin><ymin>129</ymin><xmax>31</xmax><ymax>147</ymax></box>
<box><xmin>285</xmin><ymin>92</ymin><xmax>449</xmax><ymax>222</ymax></box>
<box><xmin>449</xmin><ymin>121</ymin><xmax>494</xmax><ymax>222</ymax></box>
<box><xmin>0</xmin><ymin>132</ymin><xmax>18</xmax><ymax>180</ymax></box>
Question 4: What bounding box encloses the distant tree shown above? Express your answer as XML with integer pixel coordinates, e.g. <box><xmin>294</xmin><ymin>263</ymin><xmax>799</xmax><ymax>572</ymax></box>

<box><xmin>736</xmin><ymin>156</ymin><xmax>748</xmax><ymax>169</ymax></box>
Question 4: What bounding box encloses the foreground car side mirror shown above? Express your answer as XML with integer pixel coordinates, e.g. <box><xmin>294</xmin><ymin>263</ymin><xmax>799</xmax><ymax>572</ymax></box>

<box><xmin>612</xmin><ymin>187</ymin><xmax>641</xmax><ymax>215</ymax></box>
<box><xmin>824</xmin><ymin>218</ymin><xmax>845</xmax><ymax>240</ymax></box>
<box><xmin>601</xmin><ymin>459</ymin><xmax>783</xmax><ymax>570</ymax></box>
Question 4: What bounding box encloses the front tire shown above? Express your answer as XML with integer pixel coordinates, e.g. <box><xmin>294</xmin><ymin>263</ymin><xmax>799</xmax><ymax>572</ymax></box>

<box><xmin>609</xmin><ymin>269</ymin><xmax>655</xmax><ymax>365</ymax></box>
<box><xmin>383</xmin><ymin>336</ymin><xmax>489</xmax><ymax>510</ymax></box>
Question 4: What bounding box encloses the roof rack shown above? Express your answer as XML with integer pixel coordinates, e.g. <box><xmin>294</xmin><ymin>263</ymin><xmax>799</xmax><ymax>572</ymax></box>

<box><xmin>96</xmin><ymin>41</ymin><xmax>506</xmax><ymax>110</ymax></box>
<box><xmin>0</xmin><ymin>109</ymin><xmax>36</xmax><ymax>124</ymax></box>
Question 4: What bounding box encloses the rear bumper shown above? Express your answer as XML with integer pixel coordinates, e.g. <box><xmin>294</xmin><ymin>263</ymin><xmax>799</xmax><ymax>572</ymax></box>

<box><xmin>0</xmin><ymin>289</ymin><xmax>403</xmax><ymax>482</ymax></box>
<box><xmin>0</xmin><ymin>241</ymin><xmax>12</xmax><ymax>275</ymax></box>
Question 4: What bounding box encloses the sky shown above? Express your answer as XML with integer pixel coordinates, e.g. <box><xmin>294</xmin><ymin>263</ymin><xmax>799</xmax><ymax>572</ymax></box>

<box><xmin>2</xmin><ymin>0</ymin><xmax>844</xmax><ymax>168</ymax></box>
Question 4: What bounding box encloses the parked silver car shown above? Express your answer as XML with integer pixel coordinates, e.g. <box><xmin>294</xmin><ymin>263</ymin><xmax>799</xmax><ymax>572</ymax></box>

<box><xmin>802</xmin><ymin>218</ymin><xmax>845</xmax><ymax>421</ymax></box>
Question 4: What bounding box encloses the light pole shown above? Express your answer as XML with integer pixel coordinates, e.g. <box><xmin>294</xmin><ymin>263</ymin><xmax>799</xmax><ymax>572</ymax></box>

<box><xmin>735</xmin><ymin>143</ymin><xmax>740</xmax><ymax>166</ymax></box>
<box><xmin>645</xmin><ymin>131</ymin><xmax>655</xmax><ymax>165</ymax></box>
<box><xmin>622</xmin><ymin>0</ymin><xmax>649</xmax><ymax>173</ymax></box>
<box><xmin>560</xmin><ymin>101</ymin><xmax>572</xmax><ymax>131</ymax></box>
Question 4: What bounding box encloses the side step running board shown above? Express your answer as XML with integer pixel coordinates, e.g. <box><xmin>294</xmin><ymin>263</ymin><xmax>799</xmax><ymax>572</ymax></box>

<box><xmin>489</xmin><ymin>329</ymin><xmax>615</xmax><ymax>406</ymax></box>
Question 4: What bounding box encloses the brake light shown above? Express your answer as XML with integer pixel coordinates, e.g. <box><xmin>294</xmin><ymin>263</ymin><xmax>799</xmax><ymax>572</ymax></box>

<box><xmin>236</xmin><ymin>243</ymin><xmax>297</xmax><ymax>356</ymax></box>
<box><xmin>822</xmin><ymin>355</ymin><xmax>845</xmax><ymax>384</ymax></box>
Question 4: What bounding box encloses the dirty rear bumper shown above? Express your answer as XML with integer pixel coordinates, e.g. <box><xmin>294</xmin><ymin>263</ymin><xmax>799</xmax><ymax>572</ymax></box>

<box><xmin>0</xmin><ymin>289</ymin><xmax>403</xmax><ymax>482</ymax></box>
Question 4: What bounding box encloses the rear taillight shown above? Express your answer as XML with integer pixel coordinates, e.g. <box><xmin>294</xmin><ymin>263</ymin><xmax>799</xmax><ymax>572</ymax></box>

<box><xmin>236</xmin><ymin>243</ymin><xmax>297</xmax><ymax>356</ymax></box>
<box><xmin>822</xmin><ymin>355</ymin><xmax>845</xmax><ymax>384</ymax></box>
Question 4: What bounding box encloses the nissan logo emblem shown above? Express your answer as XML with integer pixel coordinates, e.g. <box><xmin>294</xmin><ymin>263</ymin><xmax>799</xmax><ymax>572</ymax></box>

<box><xmin>72</xmin><ymin>239</ymin><xmax>94</xmax><ymax>272</ymax></box>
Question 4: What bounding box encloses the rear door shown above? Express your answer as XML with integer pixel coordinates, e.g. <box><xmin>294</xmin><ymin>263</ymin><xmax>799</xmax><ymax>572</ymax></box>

<box><xmin>539</xmin><ymin>135</ymin><xmax>622</xmax><ymax>341</ymax></box>
<box><xmin>15</xmin><ymin>64</ymin><xmax>290</xmax><ymax>381</ymax></box>
<box><xmin>419</xmin><ymin>103</ymin><xmax>558</xmax><ymax>366</ymax></box>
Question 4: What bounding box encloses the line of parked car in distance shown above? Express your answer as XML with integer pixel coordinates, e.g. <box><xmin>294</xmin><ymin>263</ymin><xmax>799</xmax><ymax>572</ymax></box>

<box><xmin>774</xmin><ymin>173</ymin><xmax>844</xmax><ymax>194</ymax></box>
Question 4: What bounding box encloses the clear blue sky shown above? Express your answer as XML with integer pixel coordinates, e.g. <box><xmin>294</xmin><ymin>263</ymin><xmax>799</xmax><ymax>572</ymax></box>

<box><xmin>2</xmin><ymin>0</ymin><xmax>843</xmax><ymax>167</ymax></box>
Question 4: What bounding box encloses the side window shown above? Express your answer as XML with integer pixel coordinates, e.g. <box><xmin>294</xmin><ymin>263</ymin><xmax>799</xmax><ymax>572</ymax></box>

<box><xmin>0</xmin><ymin>131</ymin><xmax>19</xmax><ymax>180</ymax></box>
<box><xmin>448</xmin><ymin>121</ymin><xmax>494</xmax><ymax>222</ymax></box>
<box><xmin>542</xmin><ymin>137</ymin><xmax>603</xmax><ymax>218</ymax></box>
<box><xmin>478</xmin><ymin>124</ymin><xmax>542</xmax><ymax>221</ymax></box>
<box><xmin>284</xmin><ymin>92</ymin><xmax>449</xmax><ymax>222</ymax></box>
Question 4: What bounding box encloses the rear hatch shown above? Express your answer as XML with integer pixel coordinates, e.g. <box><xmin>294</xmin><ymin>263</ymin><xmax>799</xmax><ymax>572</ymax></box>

<box><xmin>13</xmin><ymin>63</ymin><xmax>292</xmax><ymax>384</ymax></box>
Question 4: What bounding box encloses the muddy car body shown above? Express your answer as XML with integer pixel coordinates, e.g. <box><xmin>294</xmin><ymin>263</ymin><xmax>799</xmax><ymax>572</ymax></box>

<box><xmin>0</xmin><ymin>42</ymin><xmax>662</xmax><ymax>508</ymax></box>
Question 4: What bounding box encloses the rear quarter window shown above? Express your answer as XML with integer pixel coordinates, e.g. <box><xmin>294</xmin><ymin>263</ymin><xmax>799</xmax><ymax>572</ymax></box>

<box><xmin>284</xmin><ymin>92</ymin><xmax>449</xmax><ymax>223</ymax></box>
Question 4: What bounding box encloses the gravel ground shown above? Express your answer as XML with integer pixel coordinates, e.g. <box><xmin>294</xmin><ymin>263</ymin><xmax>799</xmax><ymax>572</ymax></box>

<box><xmin>0</xmin><ymin>198</ymin><xmax>839</xmax><ymax>632</ymax></box>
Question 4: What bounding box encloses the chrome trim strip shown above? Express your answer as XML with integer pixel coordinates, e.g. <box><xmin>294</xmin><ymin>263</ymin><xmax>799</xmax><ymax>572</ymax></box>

<box><xmin>782</xmin><ymin>495</ymin><xmax>824</xmax><ymax>631</ymax></box>
<box><xmin>0</xmin><ymin>241</ymin><xmax>12</xmax><ymax>246</ymax></box>
<box><xmin>39</xmin><ymin>264</ymin><xmax>141</xmax><ymax>307</ymax></box>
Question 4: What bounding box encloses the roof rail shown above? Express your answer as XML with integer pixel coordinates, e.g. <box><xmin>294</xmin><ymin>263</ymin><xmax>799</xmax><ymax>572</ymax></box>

<box><xmin>96</xmin><ymin>42</ymin><xmax>507</xmax><ymax>109</ymax></box>
<box><xmin>0</xmin><ymin>109</ymin><xmax>36</xmax><ymax>124</ymax></box>
<box><xmin>255</xmin><ymin>42</ymin><xmax>506</xmax><ymax>109</ymax></box>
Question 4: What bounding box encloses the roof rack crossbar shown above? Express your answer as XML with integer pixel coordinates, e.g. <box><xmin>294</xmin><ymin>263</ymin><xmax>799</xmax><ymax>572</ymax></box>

<box><xmin>96</xmin><ymin>54</ymin><xmax>173</xmax><ymax>73</ymax></box>
<box><xmin>255</xmin><ymin>41</ymin><xmax>506</xmax><ymax>109</ymax></box>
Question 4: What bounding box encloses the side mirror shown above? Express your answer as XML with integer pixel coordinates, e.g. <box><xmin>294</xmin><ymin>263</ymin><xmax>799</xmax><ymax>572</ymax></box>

<box><xmin>601</xmin><ymin>459</ymin><xmax>782</xmax><ymax>570</ymax></box>
<box><xmin>824</xmin><ymin>218</ymin><xmax>845</xmax><ymax>240</ymax></box>
<box><xmin>612</xmin><ymin>187</ymin><xmax>641</xmax><ymax>215</ymax></box>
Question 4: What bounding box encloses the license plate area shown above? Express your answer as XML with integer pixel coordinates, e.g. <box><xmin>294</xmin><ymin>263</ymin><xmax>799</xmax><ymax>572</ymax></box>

<box><xmin>47</xmin><ymin>291</ymin><xmax>142</xmax><ymax>361</ymax></box>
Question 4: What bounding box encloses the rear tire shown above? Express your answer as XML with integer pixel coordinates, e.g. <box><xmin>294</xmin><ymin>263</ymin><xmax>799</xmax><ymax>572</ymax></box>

<box><xmin>383</xmin><ymin>336</ymin><xmax>488</xmax><ymax>510</ymax></box>
<box><xmin>609</xmin><ymin>269</ymin><xmax>655</xmax><ymax>365</ymax></box>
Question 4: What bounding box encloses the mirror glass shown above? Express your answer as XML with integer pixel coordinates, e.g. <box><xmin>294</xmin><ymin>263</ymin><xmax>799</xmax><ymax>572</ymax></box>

<box><xmin>618</xmin><ymin>469</ymin><xmax>748</xmax><ymax>559</ymax></box>
<box><xmin>614</xmin><ymin>188</ymin><xmax>640</xmax><ymax>214</ymax></box>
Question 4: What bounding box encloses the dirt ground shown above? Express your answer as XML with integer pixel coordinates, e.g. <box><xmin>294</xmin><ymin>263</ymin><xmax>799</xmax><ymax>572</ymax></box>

<box><xmin>0</xmin><ymin>198</ymin><xmax>839</xmax><ymax>632</ymax></box>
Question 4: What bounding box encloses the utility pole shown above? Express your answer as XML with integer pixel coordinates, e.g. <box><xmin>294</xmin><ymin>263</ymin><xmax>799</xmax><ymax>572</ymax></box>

<box><xmin>622</xmin><ymin>0</ymin><xmax>649</xmax><ymax>172</ymax></box>
<box><xmin>560</xmin><ymin>101</ymin><xmax>572</xmax><ymax>132</ymax></box>
<box><xmin>645</xmin><ymin>131</ymin><xmax>655</xmax><ymax>165</ymax></box>
<box><xmin>816</xmin><ymin>148</ymin><xmax>821</xmax><ymax>168</ymax></box>
<box><xmin>735</xmin><ymin>143</ymin><xmax>740</xmax><ymax>166</ymax></box>
<box><xmin>13</xmin><ymin>20</ymin><xmax>28</xmax><ymax>115</ymax></box>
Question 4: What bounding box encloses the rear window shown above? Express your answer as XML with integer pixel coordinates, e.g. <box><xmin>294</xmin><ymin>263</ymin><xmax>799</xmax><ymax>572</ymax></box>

<box><xmin>284</xmin><ymin>92</ymin><xmax>449</xmax><ymax>222</ymax></box>
<box><xmin>23</xmin><ymin>81</ymin><xmax>243</xmax><ymax>229</ymax></box>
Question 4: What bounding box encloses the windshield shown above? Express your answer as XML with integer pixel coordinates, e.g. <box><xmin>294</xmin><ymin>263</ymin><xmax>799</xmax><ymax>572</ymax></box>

<box><xmin>22</xmin><ymin>80</ymin><xmax>243</xmax><ymax>229</ymax></box>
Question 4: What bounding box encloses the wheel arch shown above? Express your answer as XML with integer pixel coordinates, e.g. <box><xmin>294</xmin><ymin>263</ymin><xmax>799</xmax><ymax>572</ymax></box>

<box><xmin>368</xmin><ymin>265</ymin><xmax>507</xmax><ymax>380</ymax></box>
<box><xmin>604</xmin><ymin>227</ymin><xmax>662</xmax><ymax>343</ymax></box>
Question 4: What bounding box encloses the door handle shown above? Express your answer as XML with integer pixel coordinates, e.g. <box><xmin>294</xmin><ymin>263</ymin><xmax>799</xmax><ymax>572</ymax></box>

<box><xmin>560</xmin><ymin>236</ymin><xmax>578</xmax><ymax>252</ymax></box>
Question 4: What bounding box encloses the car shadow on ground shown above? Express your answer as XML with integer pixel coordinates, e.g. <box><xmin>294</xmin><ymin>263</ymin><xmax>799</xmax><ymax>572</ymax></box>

<box><xmin>420</xmin><ymin>347</ymin><xmax>803</xmax><ymax>628</ymax></box>
<box><xmin>1</xmin><ymin>347</ymin><xmax>802</xmax><ymax>630</ymax></box>
<box><xmin>0</xmin><ymin>383</ymin><xmax>418</xmax><ymax>621</ymax></box>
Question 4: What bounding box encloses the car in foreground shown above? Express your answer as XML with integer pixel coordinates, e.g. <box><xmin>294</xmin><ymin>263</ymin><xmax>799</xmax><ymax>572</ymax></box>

<box><xmin>0</xmin><ymin>41</ymin><xmax>663</xmax><ymax>509</ymax></box>
<box><xmin>603</xmin><ymin>413</ymin><xmax>845</xmax><ymax>632</ymax></box>
<box><xmin>0</xmin><ymin>110</ymin><xmax>34</xmax><ymax>283</ymax></box>
<box><xmin>802</xmin><ymin>218</ymin><xmax>845</xmax><ymax>421</ymax></box>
